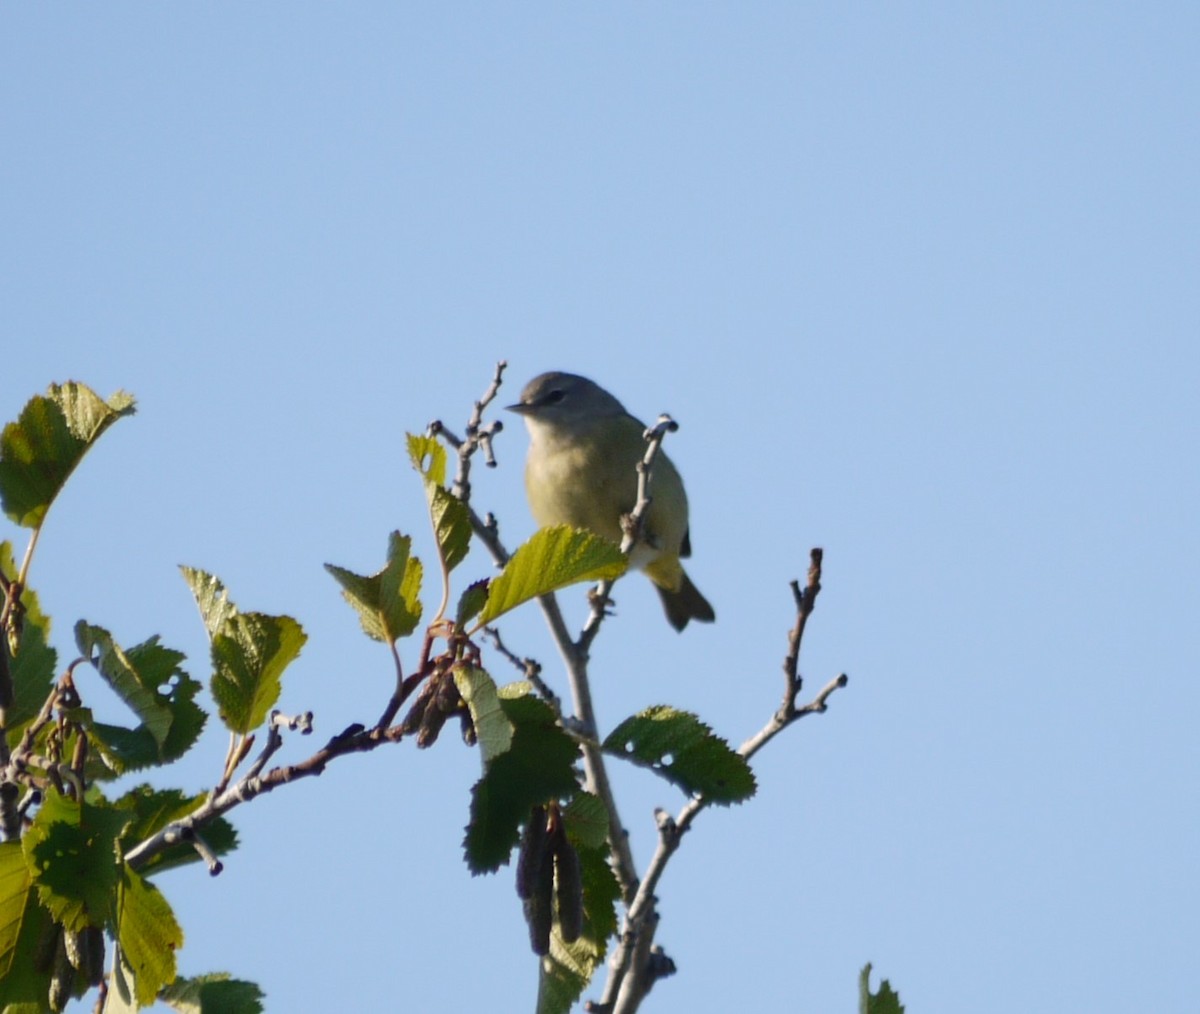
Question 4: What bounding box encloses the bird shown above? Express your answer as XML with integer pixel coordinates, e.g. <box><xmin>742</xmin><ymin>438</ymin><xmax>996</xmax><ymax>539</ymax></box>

<box><xmin>507</xmin><ymin>371</ymin><xmax>715</xmax><ymax>631</ymax></box>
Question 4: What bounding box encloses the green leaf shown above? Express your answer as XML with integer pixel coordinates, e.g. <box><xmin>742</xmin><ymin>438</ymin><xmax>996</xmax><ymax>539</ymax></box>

<box><xmin>111</xmin><ymin>785</ymin><xmax>238</xmax><ymax>877</ymax></box>
<box><xmin>575</xmin><ymin>839</ymin><xmax>620</xmax><ymax>944</ymax></box>
<box><xmin>407</xmin><ymin>434</ymin><xmax>472</xmax><ymax>574</ymax></box>
<box><xmin>179</xmin><ymin>567</ymin><xmax>238</xmax><ymax>641</ymax></box>
<box><xmin>464</xmin><ymin>694</ymin><xmax>581</xmax><ymax>874</ymax></box>
<box><xmin>455</xmin><ymin>579</ymin><xmax>490</xmax><ymax>627</ymax></box>
<box><xmin>181</xmin><ymin>568</ymin><xmax>307</xmax><ymax>734</ymax></box>
<box><xmin>428</xmin><ymin>484</ymin><xmax>472</xmax><ymax>573</ymax></box>
<box><xmin>117</xmin><ymin>864</ymin><xmax>184</xmax><ymax>1006</ymax></box>
<box><xmin>211</xmin><ymin>612</ymin><xmax>306</xmax><ymax>734</ymax></box>
<box><xmin>75</xmin><ymin>623</ymin><xmax>173</xmax><ymax>744</ymax></box>
<box><xmin>0</xmin><ymin>842</ymin><xmax>33</xmax><ymax>979</ymax></box>
<box><xmin>23</xmin><ymin>791</ymin><xmax>126</xmax><ymax>932</ymax></box>
<box><xmin>71</xmin><ymin>713</ymin><xmax>162</xmax><ymax>778</ymax></box>
<box><xmin>536</xmin><ymin>843</ymin><xmax>621</xmax><ymax>1014</ymax></box>
<box><xmin>475</xmin><ymin>526</ymin><xmax>628</xmax><ymax>628</ymax></box>
<box><xmin>161</xmin><ymin>973</ymin><xmax>266</xmax><ymax>1014</ymax></box>
<box><xmin>406</xmin><ymin>433</ymin><xmax>447</xmax><ymax>486</ymax></box>
<box><xmin>860</xmin><ymin>963</ymin><xmax>905</xmax><ymax>1014</ymax></box>
<box><xmin>74</xmin><ymin>625</ymin><xmax>205</xmax><ymax>769</ymax></box>
<box><xmin>561</xmin><ymin>793</ymin><xmax>609</xmax><ymax>852</ymax></box>
<box><xmin>0</xmin><ymin>877</ymin><xmax>54</xmax><ymax>1008</ymax></box>
<box><xmin>0</xmin><ymin>382</ymin><xmax>135</xmax><ymax>528</ymax></box>
<box><xmin>452</xmin><ymin>663</ymin><xmax>512</xmax><ymax>764</ymax></box>
<box><xmin>325</xmin><ymin>532</ymin><xmax>423</xmax><ymax>643</ymax></box>
<box><xmin>603</xmin><ymin>706</ymin><xmax>756</xmax><ymax>804</ymax></box>
<box><xmin>1</xmin><ymin>544</ymin><xmax>57</xmax><ymax>745</ymax></box>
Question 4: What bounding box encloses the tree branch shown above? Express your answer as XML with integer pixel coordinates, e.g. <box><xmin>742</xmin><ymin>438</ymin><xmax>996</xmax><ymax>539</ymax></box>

<box><xmin>599</xmin><ymin>550</ymin><xmax>847</xmax><ymax>1013</ymax></box>
<box><xmin>125</xmin><ymin>718</ymin><xmax>404</xmax><ymax>870</ymax></box>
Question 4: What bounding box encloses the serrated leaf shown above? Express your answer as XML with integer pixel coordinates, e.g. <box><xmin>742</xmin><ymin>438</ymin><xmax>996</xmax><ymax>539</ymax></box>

<box><xmin>181</xmin><ymin>568</ymin><xmax>306</xmax><ymax>731</ymax></box>
<box><xmin>536</xmin><ymin>843</ymin><xmax>620</xmax><ymax>1014</ymax></box>
<box><xmin>428</xmin><ymin>484</ymin><xmax>472</xmax><ymax>573</ymax></box>
<box><xmin>23</xmin><ymin>792</ymin><xmax>126</xmax><ymax>932</ymax></box>
<box><xmin>179</xmin><ymin>567</ymin><xmax>239</xmax><ymax>641</ymax></box>
<box><xmin>117</xmin><ymin>865</ymin><xmax>183</xmax><ymax>1006</ymax></box>
<box><xmin>0</xmin><ymin>886</ymin><xmax>54</xmax><ymax>1008</ymax></box>
<box><xmin>406</xmin><ymin>433</ymin><xmax>447</xmax><ymax>487</ymax></box>
<box><xmin>464</xmin><ymin>694</ymin><xmax>581</xmax><ymax>874</ymax></box>
<box><xmin>325</xmin><ymin>532</ymin><xmax>422</xmax><ymax>644</ymax></box>
<box><xmin>111</xmin><ymin>786</ymin><xmax>238</xmax><ymax>877</ymax></box>
<box><xmin>161</xmin><ymin>973</ymin><xmax>266</xmax><ymax>1014</ymax></box>
<box><xmin>1</xmin><ymin>544</ymin><xmax>56</xmax><ymax>745</ymax></box>
<box><xmin>0</xmin><ymin>842</ymin><xmax>33</xmax><ymax>979</ymax></box>
<box><xmin>603</xmin><ymin>706</ymin><xmax>756</xmax><ymax>804</ymax></box>
<box><xmin>562</xmin><ymin>793</ymin><xmax>609</xmax><ymax>852</ymax></box>
<box><xmin>0</xmin><ymin>382</ymin><xmax>135</xmax><ymax>528</ymax></box>
<box><xmin>74</xmin><ymin>625</ymin><xmax>205</xmax><ymax>769</ymax></box>
<box><xmin>380</xmin><ymin>533</ymin><xmax>424</xmax><ymax>634</ymax></box>
<box><xmin>71</xmin><ymin>715</ymin><xmax>162</xmax><ymax>778</ymax></box>
<box><xmin>407</xmin><ymin>433</ymin><xmax>471</xmax><ymax>574</ymax></box>
<box><xmin>455</xmin><ymin>579</ymin><xmax>490</xmax><ymax>627</ymax></box>
<box><xmin>211</xmin><ymin>612</ymin><xmax>306</xmax><ymax>734</ymax></box>
<box><xmin>475</xmin><ymin>526</ymin><xmax>628</xmax><ymax>628</ymax></box>
<box><xmin>452</xmin><ymin>663</ymin><xmax>512</xmax><ymax>764</ymax></box>
<box><xmin>860</xmin><ymin>964</ymin><xmax>905</xmax><ymax>1014</ymax></box>
<box><xmin>75</xmin><ymin>624</ymin><xmax>173</xmax><ymax>746</ymax></box>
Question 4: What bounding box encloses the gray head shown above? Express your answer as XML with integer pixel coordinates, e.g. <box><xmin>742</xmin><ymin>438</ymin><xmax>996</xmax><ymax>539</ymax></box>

<box><xmin>507</xmin><ymin>372</ymin><xmax>628</xmax><ymax>429</ymax></box>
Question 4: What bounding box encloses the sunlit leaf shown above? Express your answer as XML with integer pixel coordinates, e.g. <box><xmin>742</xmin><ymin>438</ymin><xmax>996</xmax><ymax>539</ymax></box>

<box><xmin>453</xmin><ymin>663</ymin><xmax>512</xmax><ymax>764</ymax></box>
<box><xmin>0</xmin><ymin>382</ymin><xmax>135</xmax><ymax>528</ymax></box>
<box><xmin>475</xmin><ymin>526</ymin><xmax>627</xmax><ymax>628</ymax></box>
<box><xmin>428</xmin><ymin>485</ymin><xmax>472</xmax><ymax>573</ymax></box>
<box><xmin>210</xmin><ymin>612</ymin><xmax>306</xmax><ymax>734</ymax></box>
<box><xmin>325</xmin><ymin>532</ymin><xmax>423</xmax><ymax>644</ymax></box>
<box><xmin>181</xmin><ymin>567</ymin><xmax>306</xmax><ymax>733</ymax></box>
<box><xmin>0</xmin><ymin>842</ymin><xmax>32</xmax><ymax>979</ymax></box>
<box><xmin>179</xmin><ymin>567</ymin><xmax>238</xmax><ymax>642</ymax></box>
<box><xmin>406</xmin><ymin>433</ymin><xmax>447</xmax><ymax>487</ymax></box>
<box><xmin>23</xmin><ymin>792</ymin><xmax>126</xmax><ymax>932</ymax></box>
<box><xmin>116</xmin><ymin>864</ymin><xmax>183</xmax><ymax>1006</ymax></box>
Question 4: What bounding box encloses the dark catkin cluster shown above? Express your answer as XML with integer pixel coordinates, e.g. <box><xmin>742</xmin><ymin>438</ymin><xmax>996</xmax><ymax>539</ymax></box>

<box><xmin>515</xmin><ymin>803</ymin><xmax>584</xmax><ymax>955</ymax></box>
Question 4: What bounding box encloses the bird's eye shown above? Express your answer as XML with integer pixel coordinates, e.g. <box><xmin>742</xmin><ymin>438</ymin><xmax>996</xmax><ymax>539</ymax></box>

<box><xmin>545</xmin><ymin>389</ymin><xmax>565</xmax><ymax>404</ymax></box>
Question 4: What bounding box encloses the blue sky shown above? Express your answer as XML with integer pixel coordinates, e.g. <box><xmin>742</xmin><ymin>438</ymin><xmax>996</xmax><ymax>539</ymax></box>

<box><xmin>3</xmin><ymin>5</ymin><xmax>1197</xmax><ymax>1012</ymax></box>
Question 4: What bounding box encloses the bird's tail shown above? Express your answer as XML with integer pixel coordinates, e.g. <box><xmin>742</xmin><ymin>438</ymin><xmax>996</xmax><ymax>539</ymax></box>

<box><xmin>654</xmin><ymin>569</ymin><xmax>716</xmax><ymax>632</ymax></box>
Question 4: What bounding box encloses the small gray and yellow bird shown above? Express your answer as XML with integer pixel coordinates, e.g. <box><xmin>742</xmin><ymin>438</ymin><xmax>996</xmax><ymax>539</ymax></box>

<box><xmin>508</xmin><ymin>371</ymin><xmax>715</xmax><ymax>631</ymax></box>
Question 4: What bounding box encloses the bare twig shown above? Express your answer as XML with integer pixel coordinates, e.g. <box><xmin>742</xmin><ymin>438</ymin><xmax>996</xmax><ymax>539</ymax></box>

<box><xmin>178</xmin><ymin>826</ymin><xmax>224</xmax><ymax>876</ymax></box>
<box><xmin>600</xmin><ymin>552</ymin><xmax>847</xmax><ymax>1013</ymax></box>
<box><xmin>483</xmin><ymin>626</ymin><xmax>560</xmax><ymax>714</ymax></box>
<box><xmin>124</xmin><ymin>718</ymin><xmax>405</xmax><ymax>871</ymax></box>
<box><xmin>433</xmin><ymin>359</ymin><xmax>507</xmax><ymax>507</ymax></box>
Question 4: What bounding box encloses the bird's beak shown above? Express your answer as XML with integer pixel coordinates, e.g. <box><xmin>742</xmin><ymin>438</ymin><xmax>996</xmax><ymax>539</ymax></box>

<box><xmin>506</xmin><ymin>401</ymin><xmax>532</xmax><ymax>415</ymax></box>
